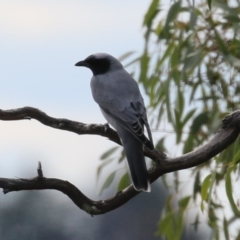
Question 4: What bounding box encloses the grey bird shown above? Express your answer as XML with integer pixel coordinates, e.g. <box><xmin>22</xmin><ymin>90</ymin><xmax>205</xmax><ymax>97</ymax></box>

<box><xmin>75</xmin><ymin>53</ymin><xmax>154</xmax><ymax>192</ymax></box>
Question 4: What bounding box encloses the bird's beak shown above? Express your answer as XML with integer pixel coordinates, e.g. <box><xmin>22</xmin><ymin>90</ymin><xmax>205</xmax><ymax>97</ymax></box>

<box><xmin>75</xmin><ymin>60</ymin><xmax>89</xmax><ymax>67</ymax></box>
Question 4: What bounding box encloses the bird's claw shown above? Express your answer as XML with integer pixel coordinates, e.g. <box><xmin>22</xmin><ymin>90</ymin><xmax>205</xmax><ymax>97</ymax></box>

<box><xmin>151</xmin><ymin>149</ymin><xmax>167</xmax><ymax>165</ymax></box>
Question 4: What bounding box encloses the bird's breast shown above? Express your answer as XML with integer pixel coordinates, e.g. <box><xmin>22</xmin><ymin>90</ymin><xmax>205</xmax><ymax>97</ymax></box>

<box><xmin>90</xmin><ymin>71</ymin><xmax>142</xmax><ymax>108</ymax></box>
<box><xmin>90</xmin><ymin>75</ymin><xmax>110</xmax><ymax>101</ymax></box>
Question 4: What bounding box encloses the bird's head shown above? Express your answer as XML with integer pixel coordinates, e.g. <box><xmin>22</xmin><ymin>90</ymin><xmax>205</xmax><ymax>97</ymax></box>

<box><xmin>75</xmin><ymin>53</ymin><xmax>123</xmax><ymax>75</ymax></box>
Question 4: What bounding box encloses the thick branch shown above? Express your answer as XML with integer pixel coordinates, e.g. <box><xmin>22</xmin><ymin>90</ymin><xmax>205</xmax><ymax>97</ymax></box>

<box><xmin>0</xmin><ymin>107</ymin><xmax>240</xmax><ymax>215</ymax></box>
<box><xmin>0</xmin><ymin>107</ymin><xmax>161</xmax><ymax>160</ymax></box>
<box><xmin>0</xmin><ymin>106</ymin><xmax>121</xmax><ymax>144</ymax></box>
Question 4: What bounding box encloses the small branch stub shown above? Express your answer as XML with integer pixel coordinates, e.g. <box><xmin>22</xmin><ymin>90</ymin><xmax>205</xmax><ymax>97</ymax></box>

<box><xmin>0</xmin><ymin>107</ymin><xmax>239</xmax><ymax>215</ymax></box>
<box><xmin>37</xmin><ymin>162</ymin><xmax>44</xmax><ymax>178</ymax></box>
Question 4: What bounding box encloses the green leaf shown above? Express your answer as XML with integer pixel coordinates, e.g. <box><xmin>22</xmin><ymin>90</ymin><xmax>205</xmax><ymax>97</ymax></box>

<box><xmin>165</xmin><ymin>2</ymin><xmax>181</xmax><ymax>27</ymax></box>
<box><xmin>170</xmin><ymin>45</ymin><xmax>180</xmax><ymax>70</ymax></box>
<box><xmin>184</xmin><ymin>49</ymin><xmax>203</xmax><ymax>72</ymax></box>
<box><xmin>118</xmin><ymin>51</ymin><xmax>135</xmax><ymax>62</ymax></box>
<box><xmin>165</xmin><ymin>77</ymin><xmax>173</xmax><ymax>123</ymax></box>
<box><xmin>124</xmin><ymin>56</ymin><xmax>140</xmax><ymax>68</ymax></box>
<box><xmin>223</xmin><ymin>217</ymin><xmax>230</xmax><ymax>240</ymax></box>
<box><xmin>201</xmin><ymin>174</ymin><xmax>212</xmax><ymax>201</ymax></box>
<box><xmin>193</xmin><ymin>171</ymin><xmax>201</xmax><ymax>200</ymax></box>
<box><xmin>117</xmin><ymin>172</ymin><xmax>130</xmax><ymax>191</ymax></box>
<box><xmin>192</xmin><ymin>215</ymin><xmax>199</xmax><ymax>232</ymax></box>
<box><xmin>178</xmin><ymin>196</ymin><xmax>191</xmax><ymax>210</ymax></box>
<box><xmin>159</xmin><ymin>2</ymin><xmax>181</xmax><ymax>39</ymax></box>
<box><xmin>97</xmin><ymin>158</ymin><xmax>114</xmax><ymax>180</ymax></box>
<box><xmin>157</xmin><ymin>197</ymin><xmax>176</xmax><ymax>239</ymax></box>
<box><xmin>189</xmin><ymin>8</ymin><xmax>198</xmax><ymax>29</ymax></box>
<box><xmin>174</xmin><ymin>171</ymin><xmax>179</xmax><ymax>192</ymax></box>
<box><xmin>224</xmin><ymin>15</ymin><xmax>240</xmax><ymax>23</ymax></box>
<box><xmin>139</xmin><ymin>52</ymin><xmax>149</xmax><ymax>85</ymax></box>
<box><xmin>176</xmin><ymin>88</ymin><xmax>184</xmax><ymax>117</ymax></box>
<box><xmin>190</xmin><ymin>112</ymin><xmax>209</xmax><ymax>134</ymax></box>
<box><xmin>183</xmin><ymin>134</ymin><xmax>194</xmax><ymax>153</ymax></box>
<box><xmin>182</xmin><ymin>109</ymin><xmax>196</xmax><ymax>127</ymax></box>
<box><xmin>174</xmin><ymin>196</ymin><xmax>191</xmax><ymax>239</ymax></box>
<box><xmin>157</xmin><ymin>212</ymin><xmax>176</xmax><ymax>239</ymax></box>
<box><xmin>100</xmin><ymin>146</ymin><xmax>119</xmax><ymax>160</ymax></box>
<box><xmin>118</xmin><ymin>149</ymin><xmax>125</xmax><ymax>163</ymax></box>
<box><xmin>207</xmin><ymin>0</ymin><xmax>212</xmax><ymax>10</ymax></box>
<box><xmin>190</xmin><ymin>67</ymin><xmax>202</xmax><ymax>103</ymax></box>
<box><xmin>208</xmin><ymin>206</ymin><xmax>218</xmax><ymax>228</ymax></box>
<box><xmin>155</xmin><ymin>137</ymin><xmax>166</xmax><ymax>153</ymax></box>
<box><xmin>99</xmin><ymin>171</ymin><xmax>116</xmax><ymax>195</ymax></box>
<box><xmin>200</xmin><ymin>201</ymin><xmax>204</xmax><ymax>212</ymax></box>
<box><xmin>156</xmin><ymin>40</ymin><xmax>175</xmax><ymax>67</ymax></box>
<box><xmin>225</xmin><ymin>166</ymin><xmax>240</xmax><ymax>216</ymax></box>
<box><xmin>226</xmin><ymin>55</ymin><xmax>240</xmax><ymax>68</ymax></box>
<box><xmin>174</xmin><ymin>108</ymin><xmax>182</xmax><ymax>143</ymax></box>
<box><xmin>235</xmin><ymin>231</ymin><xmax>240</xmax><ymax>240</ymax></box>
<box><xmin>214</xmin><ymin>29</ymin><xmax>229</xmax><ymax>56</ymax></box>
<box><xmin>143</xmin><ymin>0</ymin><xmax>159</xmax><ymax>27</ymax></box>
<box><xmin>219</xmin><ymin>77</ymin><xmax>228</xmax><ymax>98</ymax></box>
<box><xmin>232</xmin><ymin>149</ymin><xmax>240</xmax><ymax>164</ymax></box>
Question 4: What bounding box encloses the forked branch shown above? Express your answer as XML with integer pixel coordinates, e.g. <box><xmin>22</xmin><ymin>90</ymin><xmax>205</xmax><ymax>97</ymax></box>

<box><xmin>0</xmin><ymin>107</ymin><xmax>239</xmax><ymax>215</ymax></box>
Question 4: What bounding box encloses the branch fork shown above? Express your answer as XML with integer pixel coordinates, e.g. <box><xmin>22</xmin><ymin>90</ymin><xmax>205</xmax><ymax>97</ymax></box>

<box><xmin>0</xmin><ymin>107</ymin><xmax>239</xmax><ymax>215</ymax></box>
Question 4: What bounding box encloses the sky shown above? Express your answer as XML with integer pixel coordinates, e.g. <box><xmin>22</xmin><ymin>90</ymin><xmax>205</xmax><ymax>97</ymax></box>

<box><xmin>0</xmin><ymin>2</ymin><xmax>215</xmax><ymax>238</ymax></box>
<box><xmin>0</xmin><ymin>0</ymin><xmax>152</xmax><ymax>198</ymax></box>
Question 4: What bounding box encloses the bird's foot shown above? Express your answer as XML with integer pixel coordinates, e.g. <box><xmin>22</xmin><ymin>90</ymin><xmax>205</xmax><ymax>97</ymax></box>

<box><xmin>151</xmin><ymin>149</ymin><xmax>167</xmax><ymax>165</ymax></box>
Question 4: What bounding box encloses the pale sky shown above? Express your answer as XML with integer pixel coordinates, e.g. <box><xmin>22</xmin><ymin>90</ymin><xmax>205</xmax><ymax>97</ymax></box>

<box><xmin>0</xmin><ymin>2</ymin><xmax>216</xmax><ymax>238</ymax></box>
<box><xmin>0</xmin><ymin>1</ymin><xmax>152</xmax><ymax>198</ymax></box>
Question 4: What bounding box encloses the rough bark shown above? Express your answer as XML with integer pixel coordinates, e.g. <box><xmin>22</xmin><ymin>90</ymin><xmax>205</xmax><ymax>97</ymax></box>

<box><xmin>0</xmin><ymin>107</ymin><xmax>239</xmax><ymax>215</ymax></box>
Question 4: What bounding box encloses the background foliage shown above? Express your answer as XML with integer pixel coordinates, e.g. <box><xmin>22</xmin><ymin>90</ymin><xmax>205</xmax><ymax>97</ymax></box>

<box><xmin>99</xmin><ymin>0</ymin><xmax>240</xmax><ymax>239</ymax></box>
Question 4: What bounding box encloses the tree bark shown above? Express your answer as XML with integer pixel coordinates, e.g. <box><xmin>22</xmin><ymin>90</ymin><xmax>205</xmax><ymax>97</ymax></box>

<box><xmin>0</xmin><ymin>107</ymin><xmax>239</xmax><ymax>215</ymax></box>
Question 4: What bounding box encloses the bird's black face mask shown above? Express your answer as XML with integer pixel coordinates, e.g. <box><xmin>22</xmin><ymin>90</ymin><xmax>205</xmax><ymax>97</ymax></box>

<box><xmin>75</xmin><ymin>55</ymin><xmax>111</xmax><ymax>75</ymax></box>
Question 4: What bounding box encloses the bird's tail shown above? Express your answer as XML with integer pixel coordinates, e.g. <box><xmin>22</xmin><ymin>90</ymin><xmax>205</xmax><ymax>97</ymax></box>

<box><xmin>117</xmin><ymin>126</ymin><xmax>150</xmax><ymax>192</ymax></box>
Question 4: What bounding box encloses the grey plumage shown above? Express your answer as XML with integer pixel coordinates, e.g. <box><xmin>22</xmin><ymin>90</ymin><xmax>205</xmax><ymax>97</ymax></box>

<box><xmin>75</xmin><ymin>53</ymin><xmax>154</xmax><ymax>192</ymax></box>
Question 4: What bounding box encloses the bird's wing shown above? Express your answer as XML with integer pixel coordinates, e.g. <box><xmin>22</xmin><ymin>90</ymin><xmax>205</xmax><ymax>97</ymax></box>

<box><xmin>100</xmin><ymin>100</ymin><xmax>154</xmax><ymax>150</ymax></box>
<box><xmin>91</xmin><ymin>71</ymin><xmax>153</xmax><ymax>149</ymax></box>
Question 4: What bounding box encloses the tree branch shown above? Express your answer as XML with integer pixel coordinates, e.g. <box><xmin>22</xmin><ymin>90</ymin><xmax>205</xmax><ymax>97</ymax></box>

<box><xmin>0</xmin><ymin>107</ymin><xmax>239</xmax><ymax>215</ymax></box>
<box><xmin>0</xmin><ymin>107</ymin><xmax>163</xmax><ymax>160</ymax></box>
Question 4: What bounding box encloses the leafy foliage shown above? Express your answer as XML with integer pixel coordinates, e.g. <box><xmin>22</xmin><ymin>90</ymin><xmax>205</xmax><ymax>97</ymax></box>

<box><xmin>98</xmin><ymin>0</ymin><xmax>240</xmax><ymax>238</ymax></box>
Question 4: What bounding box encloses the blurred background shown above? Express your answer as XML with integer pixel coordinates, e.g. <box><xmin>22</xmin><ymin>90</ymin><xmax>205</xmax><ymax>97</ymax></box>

<box><xmin>0</xmin><ymin>1</ymin><xmax>208</xmax><ymax>239</ymax></box>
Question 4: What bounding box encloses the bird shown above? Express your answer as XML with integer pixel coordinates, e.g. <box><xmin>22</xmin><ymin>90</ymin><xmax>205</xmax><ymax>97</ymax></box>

<box><xmin>75</xmin><ymin>53</ymin><xmax>154</xmax><ymax>192</ymax></box>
